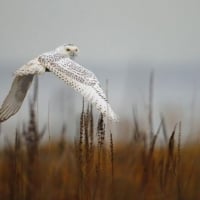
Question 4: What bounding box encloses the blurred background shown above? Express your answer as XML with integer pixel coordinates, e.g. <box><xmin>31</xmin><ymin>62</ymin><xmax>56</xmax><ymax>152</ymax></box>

<box><xmin>0</xmin><ymin>0</ymin><xmax>200</xmax><ymax>141</ymax></box>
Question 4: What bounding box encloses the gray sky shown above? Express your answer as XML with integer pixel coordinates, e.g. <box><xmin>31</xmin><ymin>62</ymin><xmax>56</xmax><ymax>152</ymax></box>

<box><xmin>1</xmin><ymin>0</ymin><xmax>200</xmax><ymax>142</ymax></box>
<box><xmin>0</xmin><ymin>0</ymin><xmax>200</xmax><ymax>65</ymax></box>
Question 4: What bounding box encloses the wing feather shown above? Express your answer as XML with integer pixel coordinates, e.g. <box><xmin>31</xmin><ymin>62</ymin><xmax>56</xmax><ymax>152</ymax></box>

<box><xmin>0</xmin><ymin>75</ymin><xmax>34</xmax><ymax>122</ymax></box>
<box><xmin>44</xmin><ymin>57</ymin><xmax>118</xmax><ymax>121</ymax></box>
<box><xmin>0</xmin><ymin>59</ymin><xmax>45</xmax><ymax>122</ymax></box>
<box><xmin>15</xmin><ymin>58</ymin><xmax>45</xmax><ymax>76</ymax></box>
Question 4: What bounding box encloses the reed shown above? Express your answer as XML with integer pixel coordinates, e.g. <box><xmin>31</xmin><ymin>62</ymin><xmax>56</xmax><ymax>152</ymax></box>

<box><xmin>0</xmin><ymin>75</ymin><xmax>200</xmax><ymax>199</ymax></box>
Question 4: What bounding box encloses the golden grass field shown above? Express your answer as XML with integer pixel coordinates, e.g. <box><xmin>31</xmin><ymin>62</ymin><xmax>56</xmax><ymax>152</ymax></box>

<box><xmin>0</xmin><ymin>77</ymin><xmax>200</xmax><ymax>200</ymax></box>
<box><xmin>0</xmin><ymin>100</ymin><xmax>200</xmax><ymax>200</ymax></box>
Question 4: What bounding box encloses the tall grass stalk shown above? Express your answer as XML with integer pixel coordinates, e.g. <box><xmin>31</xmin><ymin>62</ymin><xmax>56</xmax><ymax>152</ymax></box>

<box><xmin>148</xmin><ymin>70</ymin><xmax>154</xmax><ymax>141</ymax></box>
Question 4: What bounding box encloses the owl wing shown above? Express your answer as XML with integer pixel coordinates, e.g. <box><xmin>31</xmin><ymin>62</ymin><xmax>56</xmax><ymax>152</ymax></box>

<box><xmin>0</xmin><ymin>59</ymin><xmax>45</xmax><ymax>122</ymax></box>
<box><xmin>42</xmin><ymin>56</ymin><xmax>118</xmax><ymax>121</ymax></box>
<box><xmin>0</xmin><ymin>75</ymin><xmax>34</xmax><ymax>122</ymax></box>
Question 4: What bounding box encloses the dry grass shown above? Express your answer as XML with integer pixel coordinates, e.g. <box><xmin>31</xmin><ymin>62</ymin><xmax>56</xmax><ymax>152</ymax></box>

<box><xmin>1</xmin><ymin>103</ymin><xmax>200</xmax><ymax>200</ymax></box>
<box><xmin>0</xmin><ymin>77</ymin><xmax>200</xmax><ymax>200</ymax></box>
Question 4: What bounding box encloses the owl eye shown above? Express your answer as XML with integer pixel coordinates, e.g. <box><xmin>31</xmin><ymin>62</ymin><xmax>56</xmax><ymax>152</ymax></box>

<box><xmin>75</xmin><ymin>48</ymin><xmax>78</xmax><ymax>52</ymax></box>
<box><xmin>66</xmin><ymin>48</ymin><xmax>70</xmax><ymax>51</ymax></box>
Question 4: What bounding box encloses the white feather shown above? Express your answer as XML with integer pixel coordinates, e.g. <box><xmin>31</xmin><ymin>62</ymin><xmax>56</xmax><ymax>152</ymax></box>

<box><xmin>0</xmin><ymin>59</ymin><xmax>45</xmax><ymax>122</ymax></box>
<box><xmin>0</xmin><ymin>75</ymin><xmax>34</xmax><ymax>122</ymax></box>
<box><xmin>0</xmin><ymin>44</ymin><xmax>119</xmax><ymax>122</ymax></box>
<box><xmin>40</xmin><ymin>56</ymin><xmax>119</xmax><ymax>121</ymax></box>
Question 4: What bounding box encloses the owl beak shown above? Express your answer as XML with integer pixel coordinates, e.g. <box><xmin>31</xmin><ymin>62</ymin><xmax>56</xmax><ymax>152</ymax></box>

<box><xmin>72</xmin><ymin>51</ymin><xmax>78</xmax><ymax>57</ymax></box>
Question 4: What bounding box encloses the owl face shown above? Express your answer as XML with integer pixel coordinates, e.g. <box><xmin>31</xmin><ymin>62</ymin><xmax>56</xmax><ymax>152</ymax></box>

<box><xmin>55</xmin><ymin>44</ymin><xmax>79</xmax><ymax>58</ymax></box>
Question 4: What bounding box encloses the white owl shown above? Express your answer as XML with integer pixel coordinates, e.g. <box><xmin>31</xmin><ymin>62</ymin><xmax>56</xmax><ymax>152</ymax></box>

<box><xmin>0</xmin><ymin>44</ymin><xmax>118</xmax><ymax>122</ymax></box>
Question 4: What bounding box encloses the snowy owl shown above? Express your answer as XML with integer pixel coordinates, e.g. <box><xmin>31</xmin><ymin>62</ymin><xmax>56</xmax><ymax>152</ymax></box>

<box><xmin>0</xmin><ymin>44</ymin><xmax>118</xmax><ymax>122</ymax></box>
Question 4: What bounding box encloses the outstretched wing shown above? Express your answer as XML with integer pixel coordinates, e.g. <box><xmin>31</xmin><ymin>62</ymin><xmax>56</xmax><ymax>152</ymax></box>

<box><xmin>0</xmin><ymin>75</ymin><xmax>34</xmax><ymax>122</ymax></box>
<box><xmin>0</xmin><ymin>59</ymin><xmax>45</xmax><ymax>122</ymax></box>
<box><xmin>40</xmin><ymin>55</ymin><xmax>118</xmax><ymax>121</ymax></box>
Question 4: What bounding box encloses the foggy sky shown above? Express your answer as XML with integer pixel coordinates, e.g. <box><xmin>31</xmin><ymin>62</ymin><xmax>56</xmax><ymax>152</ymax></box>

<box><xmin>0</xmin><ymin>0</ymin><xmax>200</xmax><ymax>65</ymax></box>
<box><xmin>1</xmin><ymin>0</ymin><xmax>200</xmax><ymax>142</ymax></box>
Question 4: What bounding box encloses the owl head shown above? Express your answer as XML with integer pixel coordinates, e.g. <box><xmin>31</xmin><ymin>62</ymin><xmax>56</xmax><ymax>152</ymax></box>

<box><xmin>55</xmin><ymin>44</ymin><xmax>79</xmax><ymax>59</ymax></box>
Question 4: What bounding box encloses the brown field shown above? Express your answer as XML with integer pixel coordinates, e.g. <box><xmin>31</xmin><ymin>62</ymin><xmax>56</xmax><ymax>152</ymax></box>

<box><xmin>0</xmin><ymin>77</ymin><xmax>200</xmax><ymax>200</ymax></box>
<box><xmin>0</xmin><ymin>99</ymin><xmax>200</xmax><ymax>200</ymax></box>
